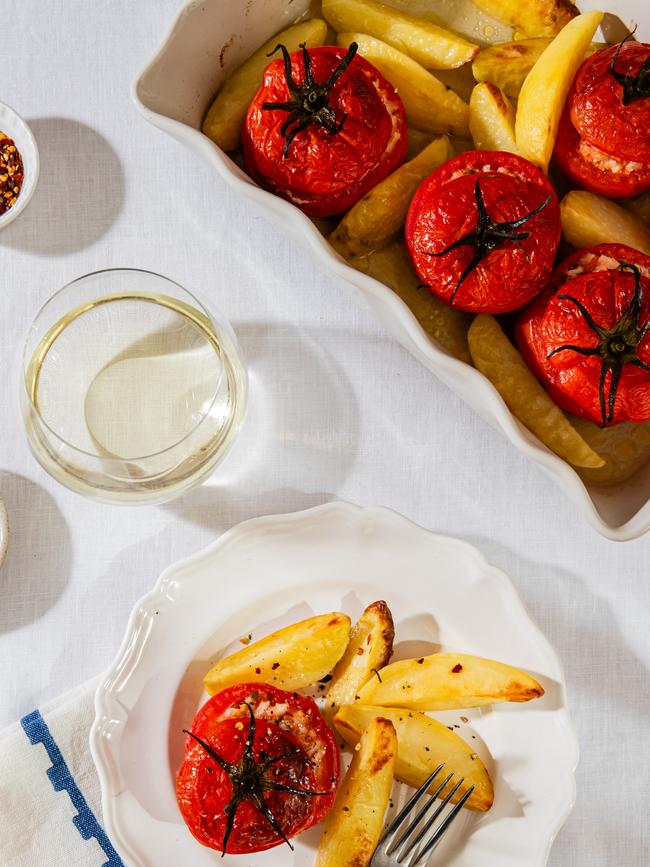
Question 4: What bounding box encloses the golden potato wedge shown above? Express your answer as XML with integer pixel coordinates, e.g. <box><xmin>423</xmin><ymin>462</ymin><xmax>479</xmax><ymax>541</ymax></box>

<box><xmin>203</xmin><ymin>612</ymin><xmax>351</xmax><ymax>695</ymax></box>
<box><xmin>570</xmin><ymin>418</ymin><xmax>650</xmax><ymax>486</ymax></box>
<box><xmin>323</xmin><ymin>0</ymin><xmax>478</xmax><ymax>69</ymax></box>
<box><xmin>471</xmin><ymin>0</ymin><xmax>578</xmax><ymax>37</ymax></box>
<box><xmin>339</xmin><ymin>32</ymin><xmax>470</xmax><ymax>137</ymax></box>
<box><xmin>325</xmin><ymin>601</ymin><xmax>395</xmax><ymax>719</ymax></box>
<box><xmin>560</xmin><ymin>191</ymin><xmax>650</xmax><ymax>255</ymax></box>
<box><xmin>334</xmin><ymin>704</ymin><xmax>493</xmax><ymax>812</ymax></box>
<box><xmin>468</xmin><ymin>314</ymin><xmax>604</xmax><ymax>469</ymax></box>
<box><xmin>350</xmin><ymin>242</ymin><xmax>472</xmax><ymax>363</ymax></box>
<box><xmin>515</xmin><ymin>11</ymin><xmax>604</xmax><ymax>173</ymax></box>
<box><xmin>315</xmin><ymin>717</ymin><xmax>397</xmax><ymax>867</ymax></box>
<box><xmin>407</xmin><ymin>127</ymin><xmax>435</xmax><ymax>159</ymax></box>
<box><xmin>358</xmin><ymin>652</ymin><xmax>544</xmax><ymax>711</ymax></box>
<box><xmin>202</xmin><ymin>18</ymin><xmax>327</xmax><ymax>151</ymax></box>
<box><xmin>472</xmin><ymin>38</ymin><xmax>604</xmax><ymax>99</ymax></box>
<box><xmin>469</xmin><ymin>83</ymin><xmax>517</xmax><ymax>153</ymax></box>
<box><xmin>621</xmin><ymin>192</ymin><xmax>650</xmax><ymax>228</ymax></box>
<box><xmin>329</xmin><ymin>136</ymin><xmax>453</xmax><ymax>259</ymax></box>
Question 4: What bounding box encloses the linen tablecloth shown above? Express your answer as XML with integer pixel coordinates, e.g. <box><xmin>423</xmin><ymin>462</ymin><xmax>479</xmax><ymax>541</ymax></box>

<box><xmin>1</xmin><ymin>1</ymin><xmax>649</xmax><ymax>865</ymax></box>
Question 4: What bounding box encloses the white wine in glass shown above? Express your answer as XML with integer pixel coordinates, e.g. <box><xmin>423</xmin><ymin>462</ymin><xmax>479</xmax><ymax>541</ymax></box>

<box><xmin>21</xmin><ymin>269</ymin><xmax>247</xmax><ymax>503</ymax></box>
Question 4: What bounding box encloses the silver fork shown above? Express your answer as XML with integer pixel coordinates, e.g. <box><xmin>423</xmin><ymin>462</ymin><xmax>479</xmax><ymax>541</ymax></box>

<box><xmin>371</xmin><ymin>765</ymin><xmax>475</xmax><ymax>867</ymax></box>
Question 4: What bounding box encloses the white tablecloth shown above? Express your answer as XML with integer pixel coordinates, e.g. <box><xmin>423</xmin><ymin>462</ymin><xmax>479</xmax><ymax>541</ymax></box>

<box><xmin>1</xmin><ymin>2</ymin><xmax>649</xmax><ymax>864</ymax></box>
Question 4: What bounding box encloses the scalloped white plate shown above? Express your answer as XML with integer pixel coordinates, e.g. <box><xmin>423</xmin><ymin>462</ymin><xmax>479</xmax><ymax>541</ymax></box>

<box><xmin>90</xmin><ymin>502</ymin><xmax>579</xmax><ymax>867</ymax></box>
<box><xmin>132</xmin><ymin>0</ymin><xmax>649</xmax><ymax>541</ymax></box>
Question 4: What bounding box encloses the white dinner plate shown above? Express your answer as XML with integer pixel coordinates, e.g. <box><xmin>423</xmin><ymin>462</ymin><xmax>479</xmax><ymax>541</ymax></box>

<box><xmin>91</xmin><ymin>502</ymin><xmax>579</xmax><ymax>867</ymax></box>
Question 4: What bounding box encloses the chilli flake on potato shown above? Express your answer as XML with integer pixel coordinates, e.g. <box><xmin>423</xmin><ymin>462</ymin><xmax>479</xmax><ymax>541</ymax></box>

<box><xmin>315</xmin><ymin>717</ymin><xmax>397</xmax><ymax>867</ymax></box>
<box><xmin>334</xmin><ymin>704</ymin><xmax>494</xmax><ymax>812</ymax></box>
<box><xmin>203</xmin><ymin>611</ymin><xmax>351</xmax><ymax>694</ymax></box>
<box><xmin>357</xmin><ymin>652</ymin><xmax>544</xmax><ymax>711</ymax></box>
<box><xmin>325</xmin><ymin>601</ymin><xmax>395</xmax><ymax>720</ymax></box>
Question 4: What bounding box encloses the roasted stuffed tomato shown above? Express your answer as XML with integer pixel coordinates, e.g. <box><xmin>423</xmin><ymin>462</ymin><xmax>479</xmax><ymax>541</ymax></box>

<box><xmin>405</xmin><ymin>150</ymin><xmax>561</xmax><ymax>313</ymax></box>
<box><xmin>517</xmin><ymin>245</ymin><xmax>650</xmax><ymax>427</ymax></box>
<box><xmin>554</xmin><ymin>40</ymin><xmax>650</xmax><ymax>199</ymax></box>
<box><xmin>242</xmin><ymin>42</ymin><xmax>407</xmax><ymax>218</ymax></box>
<box><xmin>176</xmin><ymin>683</ymin><xmax>339</xmax><ymax>855</ymax></box>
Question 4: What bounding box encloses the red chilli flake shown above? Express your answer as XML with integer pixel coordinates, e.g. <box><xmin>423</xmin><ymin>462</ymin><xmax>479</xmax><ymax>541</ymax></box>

<box><xmin>451</xmin><ymin>664</ymin><xmax>463</xmax><ymax>673</ymax></box>
<box><xmin>0</xmin><ymin>134</ymin><xmax>24</xmax><ymax>215</ymax></box>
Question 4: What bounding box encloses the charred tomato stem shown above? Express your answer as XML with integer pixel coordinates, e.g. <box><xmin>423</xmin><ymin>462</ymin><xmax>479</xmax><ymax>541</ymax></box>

<box><xmin>183</xmin><ymin>701</ymin><xmax>328</xmax><ymax>855</ymax></box>
<box><xmin>428</xmin><ymin>178</ymin><xmax>551</xmax><ymax>304</ymax></box>
<box><xmin>547</xmin><ymin>263</ymin><xmax>649</xmax><ymax>425</ymax></box>
<box><xmin>261</xmin><ymin>42</ymin><xmax>358</xmax><ymax>158</ymax></box>
<box><xmin>609</xmin><ymin>30</ymin><xmax>650</xmax><ymax>105</ymax></box>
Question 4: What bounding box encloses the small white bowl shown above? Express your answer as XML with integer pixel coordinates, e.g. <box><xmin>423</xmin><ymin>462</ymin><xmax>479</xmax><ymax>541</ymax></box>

<box><xmin>0</xmin><ymin>101</ymin><xmax>39</xmax><ymax>230</ymax></box>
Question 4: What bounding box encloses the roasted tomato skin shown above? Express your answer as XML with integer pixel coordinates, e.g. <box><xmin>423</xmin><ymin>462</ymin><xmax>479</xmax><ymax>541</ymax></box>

<box><xmin>190</xmin><ymin>682</ymin><xmax>339</xmax><ymax>826</ymax></box>
<box><xmin>243</xmin><ymin>46</ymin><xmax>407</xmax><ymax>218</ymax></box>
<box><xmin>551</xmin><ymin>243</ymin><xmax>650</xmax><ymax>286</ymax></box>
<box><xmin>553</xmin><ymin>83</ymin><xmax>650</xmax><ymax>199</ymax></box>
<box><xmin>405</xmin><ymin>150</ymin><xmax>561</xmax><ymax>313</ymax></box>
<box><xmin>571</xmin><ymin>43</ymin><xmax>650</xmax><ymax>165</ymax></box>
<box><xmin>177</xmin><ymin>717</ymin><xmax>318</xmax><ymax>854</ymax></box>
<box><xmin>517</xmin><ymin>266</ymin><xmax>650</xmax><ymax>425</ymax></box>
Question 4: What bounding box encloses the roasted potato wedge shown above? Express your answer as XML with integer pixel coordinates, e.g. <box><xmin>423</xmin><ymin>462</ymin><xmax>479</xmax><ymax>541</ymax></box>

<box><xmin>570</xmin><ymin>418</ymin><xmax>650</xmax><ymax>486</ymax></box>
<box><xmin>407</xmin><ymin>127</ymin><xmax>435</xmax><ymax>159</ymax></box>
<box><xmin>350</xmin><ymin>242</ymin><xmax>472</xmax><ymax>363</ymax></box>
<box><xmin>468</xmin><ymin>314</ymin><xmax>604</xmax><ymax>469</ymax></box>
<box><xmin>515</xmin><ymin>11</ymin><xmax>604</xmax><ymax>173</ymax></box>
<box><xmin>560</xmin><ymin>191</ymin><xmax>650</xmax><ymax>255</ymax></box>
<box><xmin>202</xmin><ymin>18</ymin><xmax>328</xmax><ymax>151</ymax></box>
<box><xmin>469</xmin><ymin>83</ymin><xmax>517</xmax><ymax>153</ymax></box>
<box><xmin>471</xmin><ymin>0</ymin><xmax>578</xmax><ymax>37</ymax></box>
<box><xmin>334</xmin><ymin>704</ymin><xmax>493</xmax><ymax>812</ymax></box>
<box><xmin>323</xmin><ymin>0</ymin><xmax>478</xmax><ymax>69</ymax></box>
<box><xmin>315</xmin><ymin>717</ymin><xmax>397</xmax><ymax>867</ymax></box>
<box><xmin>329</xmin><ymin>136</ymin><xmax>453</xmax><ymax>258</ymax></box>
<box><xmin>325</xmin><ymin>601</ymin><xmax>395</xmax><ymax>719</ymax></box>
<box><xmin>472</xmin><ymin>38</ymin><xmax>604</xmax><ymax>99</ymax></box>
<box><xmin>340</xmin><ymin>32</ymin><xmax>470</xmax><ymax>137</ymax></box>
<box><xmin>621</xmin><ymin>192</ymin><xmax>650</xmax><ymax>228</ymax></box>
<box><xmin>203</xmin><ymin>612</ymin><xmax>351</xmax><ymax>695</ymax></box>
<box><xmin>358</xmin><ymin>652</ymin><xmax>544</xmax><ymax>710</ymax></box>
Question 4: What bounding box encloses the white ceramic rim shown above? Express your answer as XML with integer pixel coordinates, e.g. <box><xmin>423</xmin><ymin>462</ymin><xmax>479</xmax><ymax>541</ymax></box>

<box><xmin>130</xmin><ymin>2</ymin><xmax>650</xmax><ymax>541</ymax></box>
<box><xmin>90</xmin><ymin>501</ymin><xmax>580</xmax><ymax>867</ymax></box>
<box><xmin>0</xmin><ymin>101</ymin><xmax>39</xmax><ymax>230</ymax></box>
<box><xmin>0</xmin><ymin>497</ymin><xmax>7</xmax><ymax>569</ymax></box>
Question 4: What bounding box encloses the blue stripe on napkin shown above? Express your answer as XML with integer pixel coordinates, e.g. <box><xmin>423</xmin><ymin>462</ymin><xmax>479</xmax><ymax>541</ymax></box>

<box><xmin>21</xmin><ymin>709</ymin><xmax>124</xmax><ymax>867</ymax></box>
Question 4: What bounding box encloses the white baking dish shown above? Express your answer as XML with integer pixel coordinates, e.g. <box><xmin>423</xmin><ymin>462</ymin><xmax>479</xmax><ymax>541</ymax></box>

<box><xmin>133</xmin><ymin>0</ymin><xmax>649</xmax><ymax>540</ymax></box>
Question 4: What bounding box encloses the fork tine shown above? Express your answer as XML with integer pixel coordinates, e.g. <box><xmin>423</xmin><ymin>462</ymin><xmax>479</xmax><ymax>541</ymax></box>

<box><xmin>410</xmin><ymin>784</ymin><xmax>475</xmax><ymax>867</ymax></box>
<box><xmin>389</xmin><ymin>774</ymin><xmax>454</xmax><ymax>858</ymax></box>
<box><xmin>380</xmin><ymin>765</ymin><xmax>445</xmax><ymax>848</ymax></box>
<box><xmin>397</xmin><ymin>777</ymin><xmax>465</xmax><ymax>863</ymax></box>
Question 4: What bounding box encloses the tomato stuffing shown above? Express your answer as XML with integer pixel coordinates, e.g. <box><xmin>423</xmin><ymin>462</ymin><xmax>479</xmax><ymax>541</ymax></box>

<box><xmin>242</xmin><ymin>43</ymin><xmax>407</xmax><ymax>218</ymax></box>
<box><xmin>405</xmin><ymin>150</ymin><xmax>560</xmax><ymax>313</ymax></box>
<box><xmin>517</xmin><ymin>253</ymin><xmax>650</xmax><ymax>426</ymax></box>
<box><xmin>554</xmin><ymin>41</ymin><xmax>650</xmax><ymax>198</ymax></box>
<box><xmin>177</xmin><ymin>684</ymin><xmax>339</xmax><ymax>854</ymax></box>
<box><xmin>551</xmin><ymin>243</ymin><xmax>650</xmax><ymax>286</ymax></box>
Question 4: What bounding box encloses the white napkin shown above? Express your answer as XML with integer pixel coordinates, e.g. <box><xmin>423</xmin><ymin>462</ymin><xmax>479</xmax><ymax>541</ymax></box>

<box><xmin>0</xmin><ymin>679</ymin><xmax>123</xmax><ymax>867</ymax></box>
